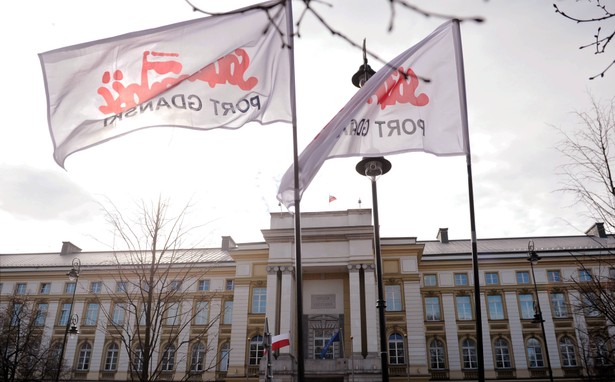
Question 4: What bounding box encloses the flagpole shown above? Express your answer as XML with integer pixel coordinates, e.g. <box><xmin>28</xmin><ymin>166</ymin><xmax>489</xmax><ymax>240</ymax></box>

<box><xmin>284</xmin><ymin>0</ymin><xmax>306</xmax><ymax>381</ymax></box>
<box><xmin>453</xmin><ymin>19</ymin><xmax>485</xmax><ymax>382</ymax></box>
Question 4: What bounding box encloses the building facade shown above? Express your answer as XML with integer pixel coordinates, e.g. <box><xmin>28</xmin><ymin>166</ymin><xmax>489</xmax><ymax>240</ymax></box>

<box><xmin>1</xmin><ymin>209</ymin><xmax>614</xmax><ymax>381</ymax></box>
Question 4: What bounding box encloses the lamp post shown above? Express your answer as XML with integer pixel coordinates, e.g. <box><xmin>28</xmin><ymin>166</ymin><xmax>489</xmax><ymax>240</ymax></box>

<box><xmin>55</xmin><ymin>258</ymin><xmax>81</xmax><ymax>382</ymax></box>
<box><xmin>356</xmin><ymin>156</ymin><xmax>391</xmax><ymax>382</ymax></box>
<box><xmin>527</xmin><ymin>241</ymin><xmax>554</xmax><ymax>382</ymax></box>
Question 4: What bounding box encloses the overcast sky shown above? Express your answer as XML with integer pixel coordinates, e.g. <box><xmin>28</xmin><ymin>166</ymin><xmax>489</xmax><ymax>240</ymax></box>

<box><xmin>0</xmin><ymin>0</ymin><xmax>613</xmax><ymax>253</ymax></box>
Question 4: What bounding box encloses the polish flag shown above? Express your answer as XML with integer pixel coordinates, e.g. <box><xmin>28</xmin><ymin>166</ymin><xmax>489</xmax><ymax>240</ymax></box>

<box><xmin>271</xmin><ymin>333</ymin><xmax>290</xmax><ymax>351</ymax></box>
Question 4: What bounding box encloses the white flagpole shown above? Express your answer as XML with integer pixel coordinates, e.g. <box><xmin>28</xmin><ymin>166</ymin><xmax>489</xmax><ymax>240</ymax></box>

<box><xmin>453</xmin><ymin>19</ymin><xmax>485</xmax><ymax>382</ymax></box>
<box><xmin>284</xmin><ymin>0</ymin><xmax>306</xmax><ymax>381</ymax></box>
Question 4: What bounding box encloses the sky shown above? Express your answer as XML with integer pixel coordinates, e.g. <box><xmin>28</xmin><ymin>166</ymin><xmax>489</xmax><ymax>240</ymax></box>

<box><xmin>0</xmin><ymin>0</ymin><xmax>613</xmax><ymax>254</ymax></box>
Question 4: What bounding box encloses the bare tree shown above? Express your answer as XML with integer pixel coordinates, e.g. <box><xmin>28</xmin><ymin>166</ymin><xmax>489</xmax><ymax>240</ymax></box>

<box><xmin>0</xmin><ymin>298</ymin><xmax>65</xmax><ymax>382</ymax></box>
<box><xmin>94</xmin><ymin>199</ymin><xmax>224</xmax><ymax>382</ymax></box>
<box><xmin>557</xmin><ymin>96</ymin><xmax>615</xmax><ymax>230</ymax></box>
<box><xmin>553</xmin><ymin>0</ymin><xmax>615</xmax><ymax>79</ymax></box>
<box><xmin>568</xmin><ymin>257</ymin><xmax>615</xmax><ymax>380</ymax></box>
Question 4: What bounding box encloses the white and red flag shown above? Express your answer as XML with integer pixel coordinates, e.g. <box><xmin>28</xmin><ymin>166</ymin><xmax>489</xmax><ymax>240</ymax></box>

<box><xmin>40</xmin><ymin>0</ymin><xmax>291</xmax><ymax>168</ymax></box>
<box><xmin>277</xmin><ymin>20</ymin><xmax>469</xmax><ymax>209</ymax></box>
<box><xmin>271</xmin><ymin>332</ymin><xmax>290</xmax><ymax>351</ymax></box>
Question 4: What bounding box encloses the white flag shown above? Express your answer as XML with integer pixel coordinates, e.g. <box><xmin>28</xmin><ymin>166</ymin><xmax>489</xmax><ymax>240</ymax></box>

<box><xmin>40</xmin><ymin>0</ymin><xmax>291</xmax><ymax>167</ymax></box>
<box><xmin>277</xmin><ymin>20</ymin><xmax>469</xmax><ymax>209</ymax></box>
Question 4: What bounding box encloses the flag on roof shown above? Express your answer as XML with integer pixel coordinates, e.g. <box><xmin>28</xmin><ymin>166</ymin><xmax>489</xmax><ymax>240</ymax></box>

<box><xmin>40</xmin><ymin>0</ymin><xmax>291</xmax><ymax>167</ymax></box>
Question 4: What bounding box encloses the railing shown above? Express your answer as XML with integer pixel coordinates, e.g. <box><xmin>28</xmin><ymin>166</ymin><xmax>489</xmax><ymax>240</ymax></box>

<box><xmin>247</xmin><ymin>365</ymin><xmax>260</xmax><ymax>377</ymax></box>
<box><xmin>462</xmin><ymin>370</ymin><xmax>478</xmax><ymax>379</ymax></box>
<box><xmin>495</xmin><ymin>369</ymin><xmax>515</xmax><ymax>379</ymax></box>
<box><xmin>389</xmin><ymin>364</ymin><xmax>407</xmax><ymax>376</ymax></box>
<box><xmin>529</xmin><ymin>368</ymin><xmax>547</xmax><ymax>378</ymax></box>
<box><xmin>430</xmin><ymin>369</ymin><xmax>449</xmax><ymax>380</ymax></box>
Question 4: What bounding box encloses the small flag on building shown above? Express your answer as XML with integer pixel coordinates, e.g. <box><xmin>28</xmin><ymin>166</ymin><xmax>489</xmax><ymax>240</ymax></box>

<box><xmin>329</xmin><ymin>195</ymin><xmax>337</xmax><ymax>203</ymax></box>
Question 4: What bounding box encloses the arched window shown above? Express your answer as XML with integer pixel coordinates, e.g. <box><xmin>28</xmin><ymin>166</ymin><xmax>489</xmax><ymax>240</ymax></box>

<box><xmin>104</xmin><ymin>343</ymin><xmax>119</xmax><ymax>371</ymax></box>
<box><xmin>76</xmin><ymin>342</ymin><xmax>92</xmax><ymax>371</ymax></box>
<box><xmin>388</xmin><ymin>333</ymin><xmax>405</xmax><ymax>365</ymax></box>
<box><xmin>526</xmin><ymin>337</ymin><xmax>544</xmax><ymax>368</ymax></box>
<box><xmin>249</xmin><ymin>335</ymin><xmax>264</xmax><ymax>365</ymax></box>
<box><xmin>190</xmin><ymin>342</ymin><xmax>206</xmax><ymax>372</ymax></box>
<box><xmin>461</xmin><ymin>339</ymin><xmax>478</xmax><ymax>369</ymax></box>
<box><xmin>220</xmin><ymin>342</ymin><xmax>230</xmax><ymax>372</ymax></box>
<box><xmin>559</xmin><ymin>336</ymin><xmax>577</xmax><ymax>367</ymax></box>
<box><xmin>429</xmin><ymin>339</ymin><xmax>446</xmax><ymax>370</ymax></box>
<box><xmin>161</xmin><ymin>344</ymin><xmax>175</xmax><ymax>371</ymax></box>
<box><xmin>594</xmin><ymin>336</ymin><xmax>608</xmax><ymax>366</ymax></box>
<box><xmin>494</xmin><ymin>338</ymin><xmax>511</xmax><ymax>369</ymax></box>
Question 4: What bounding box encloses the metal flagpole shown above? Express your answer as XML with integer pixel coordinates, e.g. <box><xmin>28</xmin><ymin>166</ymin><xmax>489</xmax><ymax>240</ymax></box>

<box><xmin>265</xmin><ymin>318</ymin><xmax>273</xmax><ymax>382</ymax></box>
<box><xmin>452</xmin><ymin>19</ymin><xmax>485</xmax><ymax>382</ymax></box>
<box><xmin>284</xmin><ymin>0</ymin><xmax>305</xmax><ymax>380</ymax></box>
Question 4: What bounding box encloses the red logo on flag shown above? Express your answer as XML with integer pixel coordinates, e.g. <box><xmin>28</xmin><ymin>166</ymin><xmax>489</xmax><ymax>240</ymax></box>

<box><xmin>97</xmin><ymin>49</ymin><xmax>258</xmax><ymax>115</ymax></box>
<box><xmin>368</xmin><ymin>67</ymin><xmax>429</xmax><ymax>110</ymax></box>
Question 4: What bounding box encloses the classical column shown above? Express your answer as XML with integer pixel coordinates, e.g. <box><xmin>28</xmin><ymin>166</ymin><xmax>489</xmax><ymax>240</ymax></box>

<box><xmin>362</xmin><ymin>263</ymin><xmax>379</xmax><ymax>355</ymax></box>
<box><xmin>174</xmin><ymin>300</ymin><xmax>193</xmax><ymax>374</ymax></box>
<box><xmin>205</xmin><ymin>297</ymin><xmax>222</xmax><ymax>375</ymax></box>
<box><xmin>279</xmin><ymin>266</ymin><xmax>294</xmax><ymax>355</ymax></box>
<box><xmin>442</xmin><ymin>294</ymin><xmax>461</xmax><ymax>375</ymax></box>
<box><xmin>403</xmin><ymin>280</ymin><xmax>428</xmax><ymax>374</ymax></box>
<box><xmin>228</xmin><ymin>282</ymin><xmax>250</xmax><ymax>377</ymax></box>
<box><xmin>478</xmin><ymin>293</ymin><xmax>494</xmax><ymax>376</ymax></box>
<box><xmin>265</xmin><ymin>266</ymin><xmax>280</xmax><ymax>334</ymax></box>
<box><xmin>504</xmin><ymin>291</ymin><xmax>529</xmax><ymax>377</ymax></box>
<box><xmin>348</xmin><ymin>264</ymin><xmax>363</xmax><ymax>354</ymax></box>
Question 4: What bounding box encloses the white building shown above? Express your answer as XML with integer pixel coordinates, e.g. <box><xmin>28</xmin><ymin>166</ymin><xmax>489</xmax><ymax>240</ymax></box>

<box><xmin>1</xmin><ymin>209</ymin><xmax>614</xmax><ymax>381</ymax></box>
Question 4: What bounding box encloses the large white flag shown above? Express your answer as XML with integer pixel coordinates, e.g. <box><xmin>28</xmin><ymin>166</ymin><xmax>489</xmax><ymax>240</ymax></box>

<box><xmin>277</xmin><ymin>19</ymin><xmax>468</xmax><ymax>209</ymax></box>
<box><xmin>40</xmin><ymin>0</ymin><xmax>291</xmax><ymax>167</ymax></box>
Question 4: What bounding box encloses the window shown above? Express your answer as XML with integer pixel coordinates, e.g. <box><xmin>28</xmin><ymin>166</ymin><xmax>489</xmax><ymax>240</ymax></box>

<box><xmin>104</xmin><ymin>343</ymin><xmax>119</xmax><ymax>371</ymax></box>
<box><xmin>249</xmin><ymin>335</ymin><xmax>264</xmax><ymax>364</ymax></box>
<box><xmin>456</xmin><ymin>295</ymin><xmax>473</xmax><ymax>320</ymax></box>
<box><xmin>519</xmin><ymin>294</ymin><xmax>535</xmax><ymax>319</ymax></box>
<box><xmin>425</xmin><ymin>296</ymin><xmax>441</xmax><ymax>321</ymax></box>
<box><xmin>139</xmin><ymin>303</ymin><xmax>147</xmax><ymax>326</ymax></box>
<box><xmin>313</xmin><ymin>330</ymin><xmax>337</xmax><ymax>359</ymax></box>
<box><xmin>39</xmin><ymin>283</ymin><xmax>51</xmax><ymax>294</ymax></box>
<box><xmin>386</xmin><ymin>285</ymin><xmax>402</xmax><ymax>311</ymax></box>
<box><xmin>582</xmin><ymin>293</ymin><xmax>600</xmax><ymax>317</ymax></box>
<box><xmin>65</xmin><ymin>282</ymin><xmax>76</xmax><ymax>294</ymax></box>
<box><xmin>11</xmin><ymin>303</ymin><xmax>23</xmax><ymax>326</ymax></box>
<box><xmin>15</xmin><ymin>283</ymin><xmax>27</xmax><ymax>295</ymax></box>
<box><xmin>559</xmin><ymin>337</ymin><xmax>577</xmax><ymax>367</ymax></box>
<box><xmin>454</xmin><ymin>273</ymin><xmax>468</xmax><ymax>286</ymax></box>
<box><xmin>526</xmin><ymin>338</ymin><xmax>544</xmax><ymax>368</ymax></box>
<box><xmin>461</xmin><ymin>339</ymin><xmax>478</xmax><ymax>369</ymax></box>
<box><xmin>388</xmin><ymin>333</ymin><xmax>405</xmax><ymax>365</ymax></box>
<box><xmin>547</xmin><ymin>270</ymin><xmax>561</xmax><ymax>283</ymax></box>
<box><xmin>194</xmin><ymin>301</ymin><xmax>209</xmax><ymax>325</ymax></box>
<box><xmin>190</xmin><ymin>342</ymin><xmax>206</xmax><ymax>372</ymax></box>
<box><xmin>166</xmin><ymin>303</ymin><xmax>179</xmax><ymax>326</ymax></box>
<box><xmin>169</xmin><ymin>280</ymin><xmax>182</xmax><ymax>291</ymax></box>
<box><xmin>116</xmin><ymin>281</ymin><xmax>127</xmax><ymax>293</ymax></box>
<box><xmin>219</xmin><ymin>343</ymin><xmax>230</xmax><ymax>372</ymax></box>
<box><xmin>34</xmin><ymin>303</ymin><xmax>48</xmax><ymax>326</ymax></box>
<box><xmin>133</xmin><ymin>347</ymin><xmax>144</xmax><ymax>372</ymax></box>
<box><xmin>487</xmin><ymin>295</ymin><xmax>505</xmax><ymax>320</ymax></box>
<box><xmin>423</xmin><ymin>274</ymin><xmax>437</xmax><ymax>287</ymax></box>
<box><xmin>84</xmin><ymin>302</ymin><xmax>99</xmax><ymax>326</ymax></box>
<box><xmin>609</xmin><ymin>267</ymin><xmax>615</xmax><ymax>280</ymax></box>
<box><xmin>516</xmin><ymin>271</ymin><xmax>530</xmax><ymax>284</ymax></box>
<box><xmin>550</xmin><ymin>293</ymin><xmax>567</xmax><ymax>318</ymax></box>
<box><xmin>494</xmin><ymin>338</ymin><xmax>511</xmax><ymax>368</ymax></box>
<box><xmin>485</xmin><ymin>272</ymin><xmax>499</xmax><ymax>285</ymax></box>
<box><xmin>58</xmin><ymin>303</ymin><xmax>72</xmax><ymax>326</ymax></box>
<box><xmin>161</xmin><ymin>344</ymin><xmax>175</xmax><ymax>371</ymax></box>
<box><xmin>76</xmin><ymin>343</ymin><xmax>92</xmax><ymax>371</ymax></box>
<box><xmin>223</xmin><ymin>301</ymin><xmax>233</xmax><ymax>324</ymax></box>
<box><xmin>225</xmin><ymin>279</ymin><xmax>234</xmax><ymax>291</ymax></box>
<box><xmin>579</xmin><ymin>269</ymin><xmax>592</xmax><ymax>282</ymax></box>
<box><xmin>429</xmin><ymin>339</ymin><xmax>446</xmax><ymax>369</ymax></box>
<box><xmin>112</xmin><ymin>303</ymin><xmax>125</xmax><ymax>325</ymax></box>
<box><xmin>198</xmin><ymin>280</ymin><xmax>210</xmax><ymax>291</ymax></box>
<box><xmin>90</xmin><ymin>281</ymin><xmax>102</xmax><ymax>294</ymax></box>
<box><xmin>594</xmin><ymin>337</ymin><xmax>609</xmax><ymax>366</ymax></box>
<box><xmin>252</xmin><ymin>287</ymin><xmax>267</xmax><ymax>314</ymax></box>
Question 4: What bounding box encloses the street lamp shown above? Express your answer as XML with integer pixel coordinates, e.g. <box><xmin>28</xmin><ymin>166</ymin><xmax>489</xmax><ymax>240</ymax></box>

<box><xmin>356</xmin><ymin>156</ymin><xmax>391</xmax><ymax>382</ymax></box>
<box><xmin>527</xmin><ymin>241</ymin><xmax>554</xmax><ymax>382</ymax></box>
<box><xmin>55</xmin><ymin>258</ymin><xmax>81</xmax><ymax>382</ymax></box>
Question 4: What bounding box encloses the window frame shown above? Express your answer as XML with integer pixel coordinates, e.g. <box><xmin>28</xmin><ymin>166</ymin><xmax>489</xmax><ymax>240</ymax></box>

<box><xmin>388</xmin><ymin>333</ymin><xmax>406</xmax><ymax>365</ymax></box>
<box><xmin>487</xmin><ymin>294</ymin><xmax>505</xmax><ymax>320</ymax></box>
<box><xmin>429</xmin><ymin>339</ymin><xmax>446</xmax><ymax>370</ymax></box>
<box><xmin>454</xmin><ymin>273</ymin><xmax>469</xmax><ymax>286</ymax></box>
<box><xmin>39</xmin><ymin>283</ymin><xmax>51</xmax><ymax>294</ymax></box>
<box><xmin>526</xmin><ymin>337</ymin><xmax>545</xmax><ymax>368</ymax></box>
<box><xmin>579</xmin><ymin>269</ymin><xmax>592</xmax><ymax>282</ymax></box>
<box><xmin>190</xmin><ymin>342</ymin><xmax>206</xmax><ymax>372</ymax></box>
<box><xmin>223</xmin><ymin>300</ymin><xmax>233</xmax><ymax>324</ymax></box>
<box><xmin>197</xmin><ymin>279</ymin><xmax>210</xmax><ymax>291</ymax></box>
<box><xmin>65</xmin><ymin>282</ymin><xmax>76</xmax><ymax>294</ymax></box>
<box><xmin>225</xmin><ymin>279</ymin><xmax>234</xmax><ymax>291</ymax></box>
<box><xmin>455</xmin><ymin>295</ymin><xmax>473</xmax><ymax>320</ymax></box>
<box><xmin>76</xmin><ymin>342</ymin><xmax>92</xmax><ymax>371</ymax></box>
<box><xmin>485</xmin><ymin>272</ymin><xmax>499</xmax><ymax>285</ymax></box>
<box><xmin>84</xmin><ymin>302</ymin><xmax>99</xmax><ymax>326</ymax></box>
<box><xmin>494</xmin><ymin>338</ymin><xmax>512</xmax><ymax>369</ymax></box>
<box><xmin>249</xmin><ymin>335</ymin><xmax>264</xmax><ymax>364</ymax></box>
<box><xmin>559</xmin><ymin>336</ymin><xmax>577</xmax><ymax>367</ymax></box>
<box><xmin>550</xmin><ymin>292</ymin><xmax>567</xmax><ymax>318</ymax></box>
<box><xmin>424</xmin><ymin>296</ymin><xmax>442</xmax><ymax>321</ymax></box>
<box><xmin>461</xmin><ymin>338</ymin><xmax>478</xmax><ymax>369</ymax></box>
<box><xmin>516</xmin><ymin>271</ymin><xmax>530</xmax><ymax>284</ymax></box>
<box><xmin>547</xmin><ymin>270</ymin><xmax>561</xmax><ymax>283</ymax></box>
<box><xmin>161</xmin><ymin>344</ymin><xmax>176</xmax><ymax>371</ymax></box>
<box><xmin>90</xmin><ymin>281</ymin><xmax>102</xmax><ymax>294</ymax></box>
<box><xmin>519</xmin><ymin>293</ymin><xmax>535</xmax><ymax>320</ymax></box>
<box><xmin>385</xmin><ymin>284</ymin><xmax>403</xmax><ymax>312</ymax></box>
<box><xmin>34</xmin><ymin>302</ymin><xmax>48</xmax><ymax>326</ymax></box>
<box><xmin>104</xmin><ymin>342</ymin><xmax>119</xmax><ymax>371</ymax></box>
<box><xmin>15</xmin><ymin>283</ymin><xmax>27</xmax><ymax>295</ymax></box>
<box><xmin>251</xmin><ymin>287</ymin><xmax>267</xmax><ymax>314</ymax></box>
<box><xmin>423</xmin><ymin>274</ymin><xmax>437</xmax><ymax>287</ymax></box>
<box><xmin>194</xmin><ymin>301</ymin><xmax>209</xmax><ymax>325</ymax></box>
